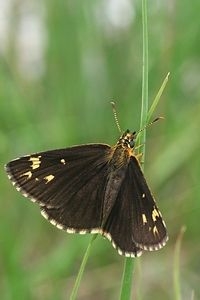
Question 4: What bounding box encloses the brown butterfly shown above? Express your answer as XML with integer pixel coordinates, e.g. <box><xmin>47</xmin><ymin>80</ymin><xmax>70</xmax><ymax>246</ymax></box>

<box><xmin>5</xmin><ymin>125</ymin><xmax>168</xmax><ymax>257</ymax></box>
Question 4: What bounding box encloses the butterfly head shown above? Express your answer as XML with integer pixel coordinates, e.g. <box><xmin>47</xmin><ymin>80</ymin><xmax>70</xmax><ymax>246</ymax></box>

<box><xmin>119</xmin><ymin>130</ymin><xmax>137</xmax><ymax>149</ymax></box>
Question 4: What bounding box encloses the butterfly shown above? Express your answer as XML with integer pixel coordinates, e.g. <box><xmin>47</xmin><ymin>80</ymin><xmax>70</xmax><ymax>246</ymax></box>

<box><xmin>5</xmin><ymin>129</ymin><xmax>168</xmax><ymax>257</ymax></box>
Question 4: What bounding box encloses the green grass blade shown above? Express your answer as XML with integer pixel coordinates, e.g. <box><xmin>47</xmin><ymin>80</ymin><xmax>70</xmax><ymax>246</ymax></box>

<box><xmin>70</xmin><ymin>235</ymin><xmax>97</xmax><ymax>300</ymax></box>
<box><xmin>147</xmin><ymin>72</ymin><xmax>170</xmax><ymax>122</ymax></box>
<box><xmin>139</xmin><ymin>0</ymin><xmax>149</xmax><ymax>161</ymax></box>
<box><xmin>120</xmin><ymin>1</ymin><xmax>149</xmax><ymax>299</ymax></box>
<box><xmin>120</xmin><ymin>258</ymin><xmax>135</xmax><ymax>300</ymax></box>
<box><xmin>173</xmin><ymin>226</ymin><xmax>186</xmax><ymax>300</ymax></box>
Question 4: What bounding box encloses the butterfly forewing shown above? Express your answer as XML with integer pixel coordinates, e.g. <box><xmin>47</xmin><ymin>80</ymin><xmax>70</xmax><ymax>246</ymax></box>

<box><xmin>6</xmin><ymin>144</ymin><xmax>111</xmax><ymax>231</ymax></box>
<box><xmin>102</xmin><ymin>155</ymin><xmax>167</xmax><ymax>256</ymax></box>
<box><xmin>124</xmin><ymin>157</ymin><xmax>168</xmax><ymax>250</ymax></box>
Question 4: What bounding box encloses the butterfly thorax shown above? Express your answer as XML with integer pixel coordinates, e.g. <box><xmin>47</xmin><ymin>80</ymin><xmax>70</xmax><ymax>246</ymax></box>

<box><xmin>110</xmin><ymin>130</ymin><xmax>137</xmax><ymax>169</ymax></box>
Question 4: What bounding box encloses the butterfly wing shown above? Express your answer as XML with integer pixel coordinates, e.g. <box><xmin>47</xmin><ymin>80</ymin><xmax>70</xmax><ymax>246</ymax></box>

<box><xmin>5</xmin><ymin>144</ymin><xmax>111</xmax><ymax>231</ymax></box>
<box><xmin>128</xmin><ymin>156</ymin><xmax>168</xmax><ymax>250</ymax></box>
<box><xmin>102</xmin><ymin>173</ymin><xmax>143</xmax><ymax>257</ymax></box>
<box><xmin>103</xmin><ymin>155</ymin><xmax>168</xmax><ymax>256</ymax></box>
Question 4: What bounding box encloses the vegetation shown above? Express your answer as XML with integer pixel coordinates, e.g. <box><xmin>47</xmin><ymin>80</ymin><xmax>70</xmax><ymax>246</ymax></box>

<box><xmin>1</xmin><ymin>0</ymin><xmax>199</xmax><ymax>299</ymax></box>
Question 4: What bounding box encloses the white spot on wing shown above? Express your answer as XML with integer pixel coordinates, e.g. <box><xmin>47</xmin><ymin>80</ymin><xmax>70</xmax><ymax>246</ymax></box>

<box><xmin>60</xmin><ymin>158</ymin><xmax>66</xmax><ymax>165</ymax></box>
<box><xmin>142</xmin><ymin>213</ymin><xmax>147</xmax><ymax>224</ymax></box>
<box><xmin>44</xmin><ymin>174</ymin><xmax>55</xmax><ymax>183</ymax></box>
<box><xmin>153</xmin><ymin>225</ymin><xmax>159</xmax><ymax>237</ymax></box>
<box><xmin>152</xmin><ymin>208</ymin><xmax>160</xmax><ymax>222</ymax></box>
<box><xmin>29</xmin><ymin>156</ymin><xmax>41</xmax><ymax>170</ymax></box>
<box><xmin>20</xmin><ymin>171</ymin><xmax>32</xmax><ymax>179</ymax></box>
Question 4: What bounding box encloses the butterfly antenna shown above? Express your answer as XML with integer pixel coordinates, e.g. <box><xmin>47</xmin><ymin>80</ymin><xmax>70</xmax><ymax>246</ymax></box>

<box><xmin>138</xmin><ymin>117</ymin><xmax>164</xmax><ymax>134</ymax></box>
<box><xmin>111</xmin><ymin>101</ymin><xmax>122</xmax><ymax>133</ymax></box>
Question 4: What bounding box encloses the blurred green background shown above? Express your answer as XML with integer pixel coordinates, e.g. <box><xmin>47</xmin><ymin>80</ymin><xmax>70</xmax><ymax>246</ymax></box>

<box><xmin>1</xmin><ymin>0</ymin><xmax>200</xmax><ymax>299</ymax></box>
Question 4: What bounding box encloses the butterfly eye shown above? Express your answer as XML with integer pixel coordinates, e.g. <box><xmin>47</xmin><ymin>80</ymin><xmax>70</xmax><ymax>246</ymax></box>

<box><xmin>129</xmin><ymin>139</ymin><xmax>135</xmax><ymax>148</ymax></box>
<box><xmin>129</xmin><ymin>131</ymin><xmax>137</xmax><ymax>148</ymax></box>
